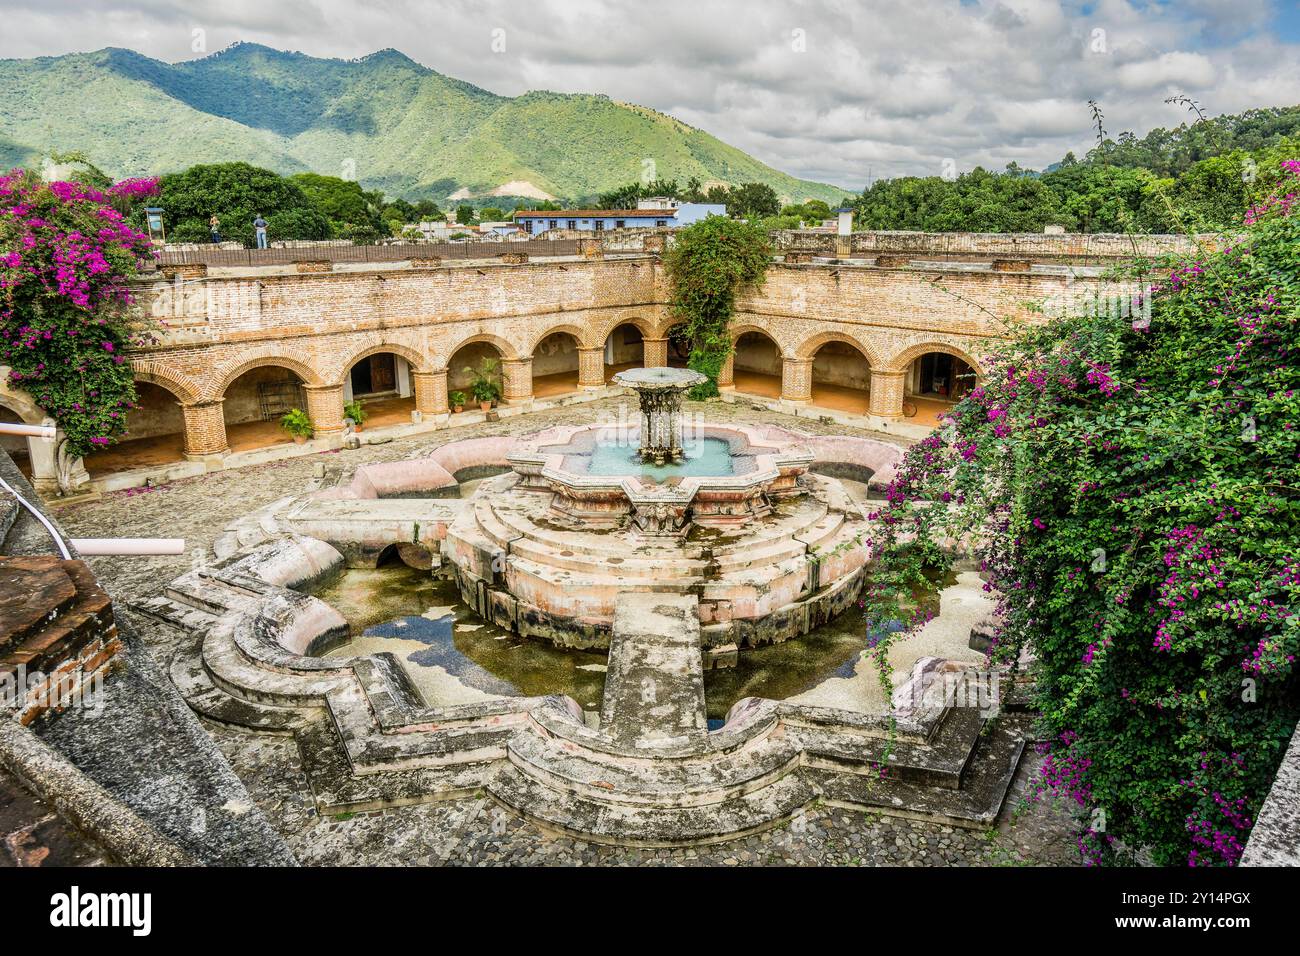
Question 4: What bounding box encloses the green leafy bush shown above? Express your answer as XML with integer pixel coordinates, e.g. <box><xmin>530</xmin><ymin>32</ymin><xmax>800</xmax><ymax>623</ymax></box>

<box><xmin>279</xmin><ymin>408</ymin><xmax>313</xmax><ymax>438</ymax></box>
<box><xmin>343</xmin><ymin>399</ymin><xmax>367</xmax><ymax>425</ymax></box>
<box><xmin>862</xmin><ymin>163</ymin><xmax>1300</xmax><ymax>866</ymax></box>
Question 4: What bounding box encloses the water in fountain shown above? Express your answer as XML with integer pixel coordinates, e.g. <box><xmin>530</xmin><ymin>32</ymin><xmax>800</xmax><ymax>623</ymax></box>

<box><xmin>585</xmin><ymin>435</ymin><xmax>735</xmax><ymax>480</ymax></box>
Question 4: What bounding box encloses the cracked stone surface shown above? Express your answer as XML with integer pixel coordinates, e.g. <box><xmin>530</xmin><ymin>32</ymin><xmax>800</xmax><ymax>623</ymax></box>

<box><xmin>54</xmin><ymin>398</ymin><xmax>1083</xmax><ymax>866</ymax></box>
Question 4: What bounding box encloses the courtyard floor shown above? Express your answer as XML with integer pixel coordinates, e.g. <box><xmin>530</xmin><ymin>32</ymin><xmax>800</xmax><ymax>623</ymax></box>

<box><xmin>55</xmin><ymin>396</ymin><xmax>1081</xmax><ymax>867</ymax></box>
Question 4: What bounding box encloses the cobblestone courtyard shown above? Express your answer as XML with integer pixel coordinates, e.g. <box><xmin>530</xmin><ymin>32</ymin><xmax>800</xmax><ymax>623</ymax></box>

<box><xmin>56</xmin><ymin>398</ymin><xmax>1082</xmax><ymax>866</ymax></box>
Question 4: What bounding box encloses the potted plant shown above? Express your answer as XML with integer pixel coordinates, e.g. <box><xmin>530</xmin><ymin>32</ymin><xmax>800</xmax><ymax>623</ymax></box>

<box><xmin>464</xmin><ymin>358</ymin><xmax>502</xmax><ymax>411</ymax></box>
<box><xmin>449</xmin><ymin>390</ymin><xmax>466</xmax><ymax>414</ymax></box>
<box><xmin>280</xmin><ymin>408</ymin><xmax>314</xmax><ymax>444</ymax></box>
<box><xmin>343</xmin><ymin>399</ymin><xmax>368</xmax><ymax>433</ymax></box>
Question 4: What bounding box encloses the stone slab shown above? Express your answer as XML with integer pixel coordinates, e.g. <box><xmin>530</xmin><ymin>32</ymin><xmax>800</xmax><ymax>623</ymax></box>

<box><xmin>602</xmin><ymin>592</ymin><xmax>706</xmax><ymax>747</ymax></box>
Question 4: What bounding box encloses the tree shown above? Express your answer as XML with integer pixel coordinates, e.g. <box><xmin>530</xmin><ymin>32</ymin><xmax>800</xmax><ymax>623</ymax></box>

<box><xmin>0</xmin><ymin>170</ymin><xmax>159</xmax><ymax>458</ymax></box>
<box><xmin>478</xmin><ymin>206</ymin><xmax>506</xmax><ymax>222</ymax></box>
<box><xmin>147</xmin><ymin>163</ymin><xmax>331</xmax><ymax>246</ymax></box>
<box><xmin>455</xmin><ymin>205</ymin><xmax>476</xmax><ymax>225</ymax></box>
<box><xmin>290</xmin><ymin>172</ymin><xmax>388</xmax><ymax>242</ymax></box>
<box><xmin>725</xmin><ymin>182</ymin><xmax>780</xmax><ymax>220</ymax></box>
<box><xmin>412</xmin><ymin>198</ymin><xmax>443</xmax><ymax>219</ymax></box>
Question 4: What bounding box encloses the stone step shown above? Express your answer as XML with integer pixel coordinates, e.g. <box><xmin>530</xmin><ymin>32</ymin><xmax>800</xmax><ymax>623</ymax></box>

<box><xmin>506</xmin><ymin>729</ymin><xmax>801</xmax><ymax>808</ymax></box>
<box><xmin>804</xmin><ymin>713</ymin><xmax>1028</xmax><ymax>828</ymax></box>
<box><xmin>787</xmin><ymin>704</ymin><xmax>986</xmax><ymax>790</ymax></box>
<box><xmin>503</xmin><ymin>527</ymin><xmax>709</xmax><ymax>579</ymax></box>
<box><xmin>324</xmin><ymin>680</ymin><xmax>521</xmax><ymax>772</ymax></box>
<box><xmin>202</xmin><ymin>619</ymin><xmax>349</xmax><ymax>709</ymax></box>
<box><xmin>487</xmin><ymin>764</ymin><xmax>816</xmax><ymax>847</ymax></box>
<box><xmin>480</xmin><ymin>493</ymin><xmax>704</xmax><ymax>564</ymax></box>
<box><xmin>169</xmin><ymin>644</ymin><xmax>318</xmax><ymax>734</ymax></box>
<box><xmin>132</xmin><ymin>593</ymin><xmax>220</xmax><ymax>632</ymax></box>
<box><xmin>164</xmin><ymin>571</ymin><xmax>261</xmax><ymax>616</ymax></box>
<box><xmin>296</xmin><ymin>717</ymin><xmax>502</xmax><ymax>814</ymax></box>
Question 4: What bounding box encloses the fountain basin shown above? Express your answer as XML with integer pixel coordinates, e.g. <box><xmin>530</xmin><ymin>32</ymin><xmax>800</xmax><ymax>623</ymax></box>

<box><xmin>508</xmin><ymin>423</ymin><xmax>810</xmax><ymax>532</ymax></box>
<box><xmin>444</xmin><ymin>421</ymin><xmax>869</xmax><ymax>649</ymax></box>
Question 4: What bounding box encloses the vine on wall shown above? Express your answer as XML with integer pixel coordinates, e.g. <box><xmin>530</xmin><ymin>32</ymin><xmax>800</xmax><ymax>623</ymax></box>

<box><xmin>662</xmin><ymin>215</ymin><xmax>770</xmax><ymax>399</ymax></box>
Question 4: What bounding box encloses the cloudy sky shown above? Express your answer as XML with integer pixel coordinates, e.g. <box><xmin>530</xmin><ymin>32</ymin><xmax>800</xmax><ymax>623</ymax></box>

<box><xmin>3</xmin><ymin>0</ymin><xmax>1300</xmax><ymax>189</ymax></box>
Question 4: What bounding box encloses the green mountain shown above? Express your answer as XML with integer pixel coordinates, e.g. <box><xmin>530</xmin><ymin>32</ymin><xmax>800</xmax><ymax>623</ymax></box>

<box><xmin>0</xmin><ymin>43</ymin><xmax>845</xmax><ymax>204</ymax></box>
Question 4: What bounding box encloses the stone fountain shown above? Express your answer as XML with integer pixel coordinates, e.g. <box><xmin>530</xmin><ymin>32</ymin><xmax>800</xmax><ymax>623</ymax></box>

<box><xmin>612</xmin><ymin>366</ymin><xmax>707</xmax><ymax>465</ymax></box>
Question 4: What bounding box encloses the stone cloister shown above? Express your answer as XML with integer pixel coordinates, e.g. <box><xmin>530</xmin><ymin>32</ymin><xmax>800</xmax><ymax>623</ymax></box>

<box><xmin>0</xmin><ymin>231</ymin><xmax>1169</xmax><ymax>494</ymax></box>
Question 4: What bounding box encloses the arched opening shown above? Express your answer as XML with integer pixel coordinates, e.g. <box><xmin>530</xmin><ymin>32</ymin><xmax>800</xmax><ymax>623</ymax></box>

<box><xmin>602</xmin><ymin>323</ymin><xmax>644</xmax><ymax>381</ymax></box>
<box><xmin>83</xmin><ymin>381</ymin><xmax>187</xmax><ymax>476</ymax></box>
<box><xmin>664</xmin><ymin>324</ymin><xmax>691</xmax><ymax>368</ymax></box>
<box><xmin>809</xmin><ymin>340</ymin><xmax>872</xmax><ymax>414</ymax></box>
<box><xmin>531</xmin><ymin>331</ymin><xmax>581</xmax><ymax>398</ymax></box>
<box><xmin>344</xmin><ymin>351</ymin><xmax>416</xmax><ymax>429</ymax></box>
<box><xmin>732</xmin><ymin>330</ymin><xmax>783</xmax><ymax>399</ymax></box>
<box><xmin>0</xmin><ymin>403</ymin><xmax>33</xmax><ymax>478</ymax></box>
<box><xmin>904</xmin><ymin>351</ymin><xmax>976</xmax><ymax>427</ymax></box>
<box><xmin>222</xmin><ymin>364</ymin><xmax>308</xmax><ymax>452</ymax></box>
<box><xmin>447</xmin><ymin>340</ymin><xmax>504</xmax><ymax>411</ymax></box>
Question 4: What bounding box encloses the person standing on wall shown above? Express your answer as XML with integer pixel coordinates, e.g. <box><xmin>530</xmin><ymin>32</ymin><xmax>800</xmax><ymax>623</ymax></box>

<box><xmin>209</xmin><ymin>214</ymin><xmax>221</xmax><ymax>244</ymax></box>
<box><xmin>253</xmin><ymin>214</ymin><xmax>268</xmax><ymax>250</ymax></box>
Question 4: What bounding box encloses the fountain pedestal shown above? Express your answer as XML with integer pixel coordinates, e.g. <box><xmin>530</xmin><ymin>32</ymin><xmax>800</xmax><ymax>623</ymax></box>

<box><xmin>612</xmin><ymin>367</ymin><xmax>707</xmax><ymax>465</ymax></box>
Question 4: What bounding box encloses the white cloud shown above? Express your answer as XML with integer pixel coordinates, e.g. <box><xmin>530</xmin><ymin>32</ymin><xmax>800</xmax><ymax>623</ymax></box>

<box><xmin>0</xmin><ymin>0</ymin><xmax>1297</xmax><ymax>189</ymax></box>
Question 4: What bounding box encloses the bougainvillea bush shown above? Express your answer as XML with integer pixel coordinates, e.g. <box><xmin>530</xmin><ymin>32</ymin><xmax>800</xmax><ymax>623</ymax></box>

<box><xmin>864</xmin><ymin>164</ymin><xmax>1300</xmax><ymax>866</ymax></box>
<box><xmin>0</xmin><ymin>169</ymin><xmax>157</xmax><ymax>458</ymax></box>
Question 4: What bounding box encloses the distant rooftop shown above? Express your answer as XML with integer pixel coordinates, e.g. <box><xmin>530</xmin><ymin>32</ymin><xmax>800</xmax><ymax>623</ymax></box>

<box><xmin>513</xmin><ymin>209</ymin><xmax>677</xmax><ymax>219</ymax></box>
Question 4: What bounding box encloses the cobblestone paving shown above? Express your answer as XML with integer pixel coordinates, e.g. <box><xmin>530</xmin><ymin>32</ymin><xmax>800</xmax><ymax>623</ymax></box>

<box><xmin>56</xmin><ymin>398</ymin><xmax>1082</xmax><ymax>867</ymax></box>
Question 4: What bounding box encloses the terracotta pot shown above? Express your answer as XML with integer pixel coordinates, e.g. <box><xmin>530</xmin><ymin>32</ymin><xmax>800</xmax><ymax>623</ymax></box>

<box><xmin>453</xmin><ymin>405</ymin><xmax>464</xmax><ymax>414</ymax></box>
<box><xmin>293</xmin><ymin>435</ymin><xmax>307</xmax><ymax>444</ymax></box>
<box><xmin>479</xmin><ymin>400</ymin><xmax>492</xmax><ymax>411</ymax></box>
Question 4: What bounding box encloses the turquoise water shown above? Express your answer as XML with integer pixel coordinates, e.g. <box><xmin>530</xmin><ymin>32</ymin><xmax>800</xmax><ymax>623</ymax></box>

<box><xmin>584</xmin><ymin>437</ymin><xmax>736</xmax><ymax>482</ymax></box>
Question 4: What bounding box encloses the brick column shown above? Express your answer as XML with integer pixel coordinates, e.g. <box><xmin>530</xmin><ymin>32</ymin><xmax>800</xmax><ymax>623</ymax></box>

<box><xmin>303</xmin><ymin>384</ymin><xmax>346</xmax><ymax>435</ymax></box>
<box><xmin>718</xmin><ymin>349</ymin><xmax>735</xmax><ymax>390</ymax></box>
<box><xmin>869</xmin><ymin>369</ymin><xmax>906</xmax><ymax>418</ymax></box>
<box><xmin>578</xmin><ymin>348</ymin><xmax>606</xmax><ymax>389</ymax></box>
<box><xmin>501</xmin><ymin>358</ymin><xmax>533</xmax><ymax>405</ymax></box>
<box><xmin>781</xmin><ymin>357</ymin><xmax>812</xmax><ymax>403</ymax></box>
<box><xmin>642</xmin><ymin>337</ymin><xmax>669</xmax><ymax>368</ymax></box>
<box><xmin>181</xmin><ymin>401</ymin><xmax>228</xmax><ymax>458</ymax></box>
<box><xmin>412</xmin><ymin>369</ymin><xmax>449</xmax><ymax>416</ymax></box>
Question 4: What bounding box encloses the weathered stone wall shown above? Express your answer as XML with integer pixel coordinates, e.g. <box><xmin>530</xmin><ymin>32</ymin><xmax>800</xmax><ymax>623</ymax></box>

<box><xmin>772</xmin><ymin>228</ymin><xmax>1216</xmax><ymax>261</ymax></box>
<box><xmin>0</xmin><ymin>233</ymin><xmax>1148</xmax><ymax>474</ymax></box>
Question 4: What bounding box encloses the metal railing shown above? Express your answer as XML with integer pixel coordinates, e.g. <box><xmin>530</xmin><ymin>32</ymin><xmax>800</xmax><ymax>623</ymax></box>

<box><xmin>153</xmin><ymin>238</ymin><xmax>581</xmax><ymax>268</ymax></box>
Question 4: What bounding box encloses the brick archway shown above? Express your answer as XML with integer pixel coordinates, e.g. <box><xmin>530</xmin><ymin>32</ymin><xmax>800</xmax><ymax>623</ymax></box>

<box><xmin>887</xmin><ymin>341</ymin><xmax>985</xmax><ymax>376</ymax></box>
<box><xmin>526</xmin><ymin>323</ymin><xmax>596</xmax><ymax>355</ymax></box>
<box><xmin>130</xmin><ymin>360</ymin><xmax>202</xmax><ymax>406</ymax></box>
<box><xmin>794</xmin><ymin>330</ymin><xmax>884</xmax><ymax>369</ymax></box>
<box><xmin>438</xmin><ymin>333</ymin><xmax>521</xmax><ymax>369</ymax></box>
<box><xmin>331</xmin><ymin>342</ymin><xmax>428</xmax><ymax>388</ymax></box>
<box><xmin>208</xmin><ymin>352</ymin><xmax>325</xmax><ymax>402</ymax></box>
<box><xmin>597</xmin><ymin>316</ymin><xmax>658</xmax><ymax>347</ymax></box>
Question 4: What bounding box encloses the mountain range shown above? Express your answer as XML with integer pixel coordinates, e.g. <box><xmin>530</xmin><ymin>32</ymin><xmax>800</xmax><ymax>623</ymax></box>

<box><xmin>0</xmin><ymin>42</ymin><xmax>845</xmax><ymax>205</ymax></box>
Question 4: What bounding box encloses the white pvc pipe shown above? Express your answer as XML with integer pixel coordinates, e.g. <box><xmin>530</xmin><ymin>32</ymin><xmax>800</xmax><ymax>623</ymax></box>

<box><xmin>0</xmin><ymin>422</ymin><xmax>56</xmax><ymax>439</ymax></box>
<box><xmin>69</xmin><ymin>538</ymin><xmax>185</xmax><ymax>556</ymax></box>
